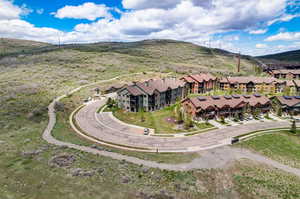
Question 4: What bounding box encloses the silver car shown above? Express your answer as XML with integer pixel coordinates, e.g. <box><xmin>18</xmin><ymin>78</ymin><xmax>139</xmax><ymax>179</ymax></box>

<box><xmin>144</xmin><ymin>128</ymin><xmax>150</xmax><ymax>135</ymax></box>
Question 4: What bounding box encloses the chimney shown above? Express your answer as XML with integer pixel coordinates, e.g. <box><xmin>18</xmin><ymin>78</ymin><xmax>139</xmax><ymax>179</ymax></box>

<box><xmin>237</xmin><ymin>52</ymin><xmax>241</xmax><ymax>73</ymax></box>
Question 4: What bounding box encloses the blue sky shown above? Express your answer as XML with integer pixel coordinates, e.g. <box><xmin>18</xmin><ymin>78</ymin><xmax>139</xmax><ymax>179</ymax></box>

<box><xmin>1</xmin><ymin>0</ymin><xmax>300</xmax><ymax>56</ymax></box>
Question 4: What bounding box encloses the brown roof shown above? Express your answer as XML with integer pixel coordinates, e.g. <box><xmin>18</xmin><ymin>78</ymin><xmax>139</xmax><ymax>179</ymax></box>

<box><xmin>276</xmin><ymin>96</ymin><xmax>300</xmax><ymax>107</ymax></box>
<box><xmin>286</xmin><ymin>80</ymin><xmax>295</xmax><ymax>87</ymax></box>
<box><xmin>122</xmin><ymin>78</ymin><xmax>186</xmax><ymax>96</ymax></box>
<box><xmin>180</xmin><ymin>76</ymin><xmax>195</xmax><ymax>83</ymax></box>
<box><xmin>293</xmin><ymin>80</ymin><xmax>300</xmax><ymax>87</ymax></box>
<box><xmin>185</xmin><ymin>94</ymin><xmax>270</xmax><ymax>111</ymax></box>
<box><xmin>124</xmin><ymin>85</ymin><xmax>146</xmax><ymax>96</ymax></box>
<box><xmin>224</xmin><ymin>76</ymin><xmax>282</xmax><ymax>84</ymax></box>
<box><xmin>107</xmin><ymin>83</ymin><xmax>126</xmax><ymax>91</ymax></box>
<box><xmin>272</xmin><ymin>69</ymin><xmax>300</xmax><ymax>75</ymax></box>
<box><xmin>181</xmin><ymin>73</ymin><xmax>217</xmax><ymax>83</ymax></box>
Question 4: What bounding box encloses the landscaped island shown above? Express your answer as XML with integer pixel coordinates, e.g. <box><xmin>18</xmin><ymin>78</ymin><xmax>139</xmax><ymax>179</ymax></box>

<box><xmin>105</xmin><ymin>102</ymin><xmax>214</xmax><ymax>134</ymax></box>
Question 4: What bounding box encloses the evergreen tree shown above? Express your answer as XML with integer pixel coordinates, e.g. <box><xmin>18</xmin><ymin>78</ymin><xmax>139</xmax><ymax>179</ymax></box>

<box><xmin>277</xmin><ymin>106</ymin><xmax>282</xmax><ymax>117</ymax></box>
<box><xmin>234</xmin><ymin>112</ymin><xmax>239</xmax><ymax>122</ymax></box>
<box><xmin>139</xmin><ymin>108</ymin><xmax>145</xmax><ymax>122</ymax></box>
<box><xmin>107</xmin><ymin>97</ymin><xmax>113</xmax><ymax>107</ymax></box>
<box><xmin>291</xmin><ymin>120</ymin><xmax>297</xmax><ymax>134</ymax></box>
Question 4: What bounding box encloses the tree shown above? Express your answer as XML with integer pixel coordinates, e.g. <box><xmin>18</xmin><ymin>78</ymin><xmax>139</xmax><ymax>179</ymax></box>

<box><xmin>174</xmin><ymin>103</ymin><xmax>183</xmax><ymax>123</ymax></box>
<box><xmin>254</xmin><ymin>65</ymin><xmax>263</xmax><ymax>75</ymax></box>
<box><xmin>184</xmin><ymin>114</ymin><xmax>193</xmax><ymax>129</ymax></box>
<box><xmin>291</xmin><ymin>120</ymin><xmax>297</xmax><ymax>134</ymax></box>
<box><xmin>277</xmin><ymin>106</ymin><xmax>282</xmax><ymax>117</ymax></box>
<box><xmin>107</xmin><ymin>97</ymin><xmax>113</xmax><ymax>107</ymax></box>
<box><xmin>220</xmin><ymin>115</ymin><xmax>225</xmax><ymax>124</ymax></box>
<box><xmin>139</xmin><ymin>108</ymin><xmax>145</xmax><ymax>122</ymax></box>
<box><xmin>234</xmin><ymin>112</ymin><xmax>239</xmax><ymax>122</ymax></box>
<box><xmin>283</xmin><ymin>86</ymin><xmax>291</xmax><ymax>96</ymax></box>
<box><xmin>252</xmin><ymin>108</ymin><xmax>261</xmax><ymax>119</ymax></box>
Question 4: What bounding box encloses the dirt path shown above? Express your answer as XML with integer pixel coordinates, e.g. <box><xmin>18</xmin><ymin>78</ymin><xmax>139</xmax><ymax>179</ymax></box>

<box><xmin>42</xmin><ymin>74</ymin><xmax>300</xmax><ymax>178</ymax></box>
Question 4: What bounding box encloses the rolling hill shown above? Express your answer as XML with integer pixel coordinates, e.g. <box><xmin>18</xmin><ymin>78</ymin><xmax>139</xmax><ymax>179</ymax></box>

<box><xmin>3</xmin><ymin>38</ymin><xmax>296</xmax><ymax>199</ymax></box>
<box><xmin>0</xmin><ymin>38</ymin><xmax>258</xmax><ymax>76</ymax></box>
<box><xmin>258</xmin><ymin>49</ymin><xmax>300</xmax><ymax>62</ymax></box>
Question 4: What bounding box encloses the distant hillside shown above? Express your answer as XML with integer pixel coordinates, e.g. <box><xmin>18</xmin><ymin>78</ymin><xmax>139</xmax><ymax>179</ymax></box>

<box><xmin>258</xmin><ymin>49</ymin><xmax>300</xmax><ymax>62</ymax></box>
<box><xmin>0</xmin><ymin>38</ymin><xmax>259</xmax><ymax>76</ymax></box>
<box><xmin>0</xmin><ymin>38</ymin><xmax>50</xmax><ymax>55</ymax></box>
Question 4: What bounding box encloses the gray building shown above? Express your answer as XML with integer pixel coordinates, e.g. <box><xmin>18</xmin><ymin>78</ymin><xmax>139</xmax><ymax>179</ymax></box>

<box><xmin>117</xmin><ymin>78</ymin><xmax>188</xmax><ymax>112</ymax></box>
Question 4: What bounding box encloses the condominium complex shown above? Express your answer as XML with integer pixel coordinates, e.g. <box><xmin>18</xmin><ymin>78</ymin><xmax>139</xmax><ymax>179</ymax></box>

<box><xmin>117</xmin><ymin>78</ymin><xmax>188</xmax><ymax>112</ymax></box>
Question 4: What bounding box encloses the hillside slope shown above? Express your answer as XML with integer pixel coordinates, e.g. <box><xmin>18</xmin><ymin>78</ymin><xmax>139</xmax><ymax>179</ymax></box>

<box><xmin>0</xmin><ymin>38</ymin><xmax>50</xmax><ymax>55</ymax></box>
<box><xmin>0</xmin><ymin>38</ymin><xmax>258</xmax><ymax>75</ymax></box>
<box><xmin>1</xmin><ymin>38</ymin><xmax>299</xmax><ymax>199</ymax></box>
<box><xmin>258</xmin><ymin>49</ymin><xmax>300</xmax><ymax>62</ymax></box>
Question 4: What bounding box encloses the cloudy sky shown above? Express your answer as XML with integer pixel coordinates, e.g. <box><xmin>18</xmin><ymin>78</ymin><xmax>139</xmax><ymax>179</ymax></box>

<box><xmin>1</xmin><ymin>0</ymin><xmax>300</xmax><ymax>56</ymax></box>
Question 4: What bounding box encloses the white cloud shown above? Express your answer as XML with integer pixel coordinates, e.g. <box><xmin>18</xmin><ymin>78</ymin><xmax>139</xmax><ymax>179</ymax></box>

<box><xmin>265</xmin><ymin>32</ymin><xmax>300</xmax><ymax>41</ymax></box>
<box><xmin>53</xmin><ymin>2</ymin><xmax>112</xmax><ymax>21</ymax></box>
<box><xmin>267</xmin><ymin>14</ymin><xmax>300</xmax><ymax>26</ymax></box>
<box><xmin>0</xmin><ymin>0</ymin><xmax>24</xmax><ymax>20</ymax></box>
<box><xmin>249</xmin><ymin>29</ymin><xmax>267</xmax><ymax>34</ymax></box>
<box><xmin>0</xmin><ymin>0</ymin><xmax>292</xmax><ymax>56</ymax></box>
<box><xmin>122</xmin><ymin>0</ymin><xmax>181</xmax><ymax>9</ymax></box>
<box><xmin>36</xmin><ymin>8</ymin><xmax>44</xmax><ymax>15</ymax></box>
<box><xmin>256</xmin><ymin>43</ymin><xmax>268</xmax><ymax>48</ymax></box>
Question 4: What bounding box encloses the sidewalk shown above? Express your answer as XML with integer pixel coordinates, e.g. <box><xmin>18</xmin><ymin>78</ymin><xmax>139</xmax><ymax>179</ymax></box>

<box><xmin>208</xmin><ymin>120</ymin><xmax>226</xmax><ymax>129</ymax></box>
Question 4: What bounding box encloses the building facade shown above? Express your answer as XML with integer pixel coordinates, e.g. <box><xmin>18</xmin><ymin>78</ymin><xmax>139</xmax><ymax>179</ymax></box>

<box><xmin>272</xmin><ymin>96</ymin><xmax>300</xmax><ymax>115</ymax></box>
<box><xmin>219</xmin><ymin>76</ymin><xmax>286</xmax><ymax>93</ymax></box>
<box><xmin>180</xmin><ymin>73</ymin><xmax>218</xmax><ymax>94</ymax></box>
<box><xmin>117</xmin><ymin>78</ymin><xmax>187</xmax><ymax>112</ymax></box>
<box><xmin>270</xmin><ymin>70</ymin><xmax>300</xmax><ymax>79</ymax></box>
<box><xmin>182</xmin><ymin>94</ymin><xmax>271</xmax><ymax>120</ymax></box>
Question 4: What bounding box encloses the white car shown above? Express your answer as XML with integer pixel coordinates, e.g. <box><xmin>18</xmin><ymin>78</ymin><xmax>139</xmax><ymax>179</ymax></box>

<box><xmin>144</xmin><ymin>128</ymin><xmax>150</xmax><ymax>135</ymax></box>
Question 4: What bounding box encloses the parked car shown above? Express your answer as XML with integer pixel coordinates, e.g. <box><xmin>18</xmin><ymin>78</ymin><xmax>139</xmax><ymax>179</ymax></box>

<box><xmin>144</xmin><ymin>128</ymin><xmax>150</xmax><ymax>135</ymax></box>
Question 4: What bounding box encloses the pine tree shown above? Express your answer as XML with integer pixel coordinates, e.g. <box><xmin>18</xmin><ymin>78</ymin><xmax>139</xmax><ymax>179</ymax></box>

<box><xmin>277</xmin><ymin>106</ymin><xmax>282</xmax><ymax>117</ymax></box>
<box><xmin>291</xmin><ymin>120</ymin><xmax>296</xmax><ymax>134</ymax></box>
<box><xmin>139</xmin><ymin>108</ymin><xmax>145</xmax><ymax>122</ymax></box>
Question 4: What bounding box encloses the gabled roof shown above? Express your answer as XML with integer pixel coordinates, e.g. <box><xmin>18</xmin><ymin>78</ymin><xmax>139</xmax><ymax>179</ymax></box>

<box><xmin>223</xmin><ymin>76</ymin><xmax>282</xmax><ymax>84</ymax></box>
<box><xmin>293</xmin><ymin>80</ymin><xmax>300</xmax><ymax>87</ymax></box>
<box><xmin>185</xmin><ymin>94</ymin><xmax>270</xmax><ymax>111</ymax></box>
<box><xmin>120</xmin><ymin>85</ymin><xmax>146</xmax><ymax>96</ymax></box>
<box><xmin>119</xmin><ymin>78</ymin><xmax>186</xmax><ymax>96</ymax></box>
<box><xmin>272</xmin><ymin>69</ymin><xmax>300</xmax><ymax>75</ymax></box>
<box><xmin>276</xmin><ymin>96</ymin><xmax>300</xmax><ymax>107</ymax></box>
<box><xmin>181</xmin><ymin>73</ymin><xmax>217</xmax><ymax>83</ymax></box>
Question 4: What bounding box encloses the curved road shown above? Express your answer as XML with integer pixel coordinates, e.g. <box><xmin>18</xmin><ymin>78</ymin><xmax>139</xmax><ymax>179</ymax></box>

<box><xmin>42</xmin><ymin>74</ymin><xmax>300</xmax><ymax>177</ymax></box>
<box><xmin>75</xmin><ymin>100</ymin><xmax>291</xmax><ymax>152</ymax></box>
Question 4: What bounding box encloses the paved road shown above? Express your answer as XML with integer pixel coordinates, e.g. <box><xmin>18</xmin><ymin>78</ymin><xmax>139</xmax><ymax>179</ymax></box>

<box><xmin>42</xmin><ymin>73</ymin><xmax>300</xmax><ymax>178</ymax></box>
<box><xmin>75</xmin><ymin>100</ymin><xmax>291</xmax><ymax>152</ymax></box>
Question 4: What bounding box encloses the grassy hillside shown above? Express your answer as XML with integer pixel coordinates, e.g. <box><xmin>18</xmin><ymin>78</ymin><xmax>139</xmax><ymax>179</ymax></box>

<box><xmin>0</xmin><ymin>38</ymin><xmax>258</xmax><ymax>75</ymax></box>
<box><xmin>0</xmin><ymin>38</ymin><xmax>50</xmax><ymax>55</ymax></box>
<box><xmin>2</xmin><ymin>38</ymin><xmax>297</xmax><ymax>198</ymax></box>
<box><xmin>258</xmin><ymin>49</ymin><xmax>300</xmax><ymax>63</ymax></box>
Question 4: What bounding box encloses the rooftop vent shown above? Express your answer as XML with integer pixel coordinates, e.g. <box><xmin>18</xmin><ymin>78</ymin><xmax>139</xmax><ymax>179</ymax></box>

<box><xmin>284</xmin><ymin>96</ymin><xmax>292</xmax><ymax>100</ymax></box>
<box><xmin>224</xmin><ymin>95</ymin><xmax>232</xmax><ymax>99</ymax></box>
<box><xmin>243</xmin><ymin>94</ymin><xmax>251</xmax><ymax>98</ymax></box>
<box><xmin>198</xmin><ymin>96</ymin><xmax>206</xmax><ymax>101</ymax></box>
<box><xmin>232</xmin><ymin>94</ymin><xmax>240</xmax><ymax>99</ymax></box>
<box><xmin>212</xmin><ymin>96</ymin><xmax>221</xmax><ymax>100</ymax></box>
<box><xmin>254</xmin><ymin>93</ymin><xmax>261</xmax><ymax>97</ymax></box>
